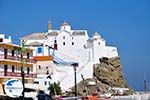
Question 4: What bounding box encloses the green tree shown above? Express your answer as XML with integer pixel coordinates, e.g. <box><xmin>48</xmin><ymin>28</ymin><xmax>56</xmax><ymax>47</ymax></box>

<box><xmin>48</xmin><ymin>82</ymin><xmax>62</xmax><ymax>96</ymax></box>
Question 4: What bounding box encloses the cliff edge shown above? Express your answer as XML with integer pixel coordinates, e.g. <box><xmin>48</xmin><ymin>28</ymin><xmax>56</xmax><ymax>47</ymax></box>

<box><xmin>76</xmin><ymin>57</ymin><xmax>129</xmax><ymax>95</ymax></box>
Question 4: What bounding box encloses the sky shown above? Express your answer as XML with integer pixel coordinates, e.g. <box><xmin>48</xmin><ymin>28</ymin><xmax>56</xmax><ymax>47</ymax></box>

<box><xmin>0</xmin><ymin>0</ymin><xmax>150</xmax><ymax>91</ymax></box>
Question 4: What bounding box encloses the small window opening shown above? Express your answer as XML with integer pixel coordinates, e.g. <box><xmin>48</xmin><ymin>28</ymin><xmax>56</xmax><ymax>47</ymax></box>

<box><xmin>39</xmin><ymin>65</ymin><xmax>41</xmax><ymax>69</ymax></box>
<box><xmin>63</xmin><ymin>42</ymin><xmax>65</xmax><ymax>45</ymax></box>
<box><xmin>72</xmin><ymin>42</ymin><xmax>74</xmax><ymax>45</ymax></box>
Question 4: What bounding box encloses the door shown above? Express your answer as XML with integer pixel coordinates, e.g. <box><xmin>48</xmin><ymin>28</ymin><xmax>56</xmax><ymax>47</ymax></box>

<box><xmin>27</xmin><ymin>67</ymin><xmax>30</xmax><ymax>74</ymax></box>
<box><xmin>4</xmin><ymin>49</ymin><xmax>7</xmax><ymax>59</ymax></box>
<box><xmin>4</xmin><ymin>65</ymin><xmax>8</xmax><ymax>76</ymax></box>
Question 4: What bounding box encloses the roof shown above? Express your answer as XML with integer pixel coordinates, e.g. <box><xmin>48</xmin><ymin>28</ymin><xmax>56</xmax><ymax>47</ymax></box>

<box><xmin>20</xmin><ymin>33</ymin><xmax>46</xmax><ymax>40</ymax></box>
<box><xmin>72</xmin><ymin>31</ymin><xmax>86</xmax><ymax>36</ymax></box>
<box><xmin>47</xmin><ymin>31</ymin><xmax>58</xmax><ymax>35</ymax></box>
<box><xmin>28</xmin><ymin>41</ymin><xmax>43</xmax><ymax>46</ymax></box>
<box><xmin>33</xmin><ymin>56</ymin><xmax>53</xmax><ymax>61</ymax></box>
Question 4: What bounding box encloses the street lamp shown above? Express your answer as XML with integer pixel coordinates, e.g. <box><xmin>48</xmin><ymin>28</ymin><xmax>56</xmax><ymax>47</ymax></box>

<box><xmin>20</xmin><ymin>40</ymin><xmax>26</xmax><ymax>100</ymax></box>
<box><xmin>71</xmin><ymin>62</ymin><xmax>78</xmax><ymax>97</ymax></box>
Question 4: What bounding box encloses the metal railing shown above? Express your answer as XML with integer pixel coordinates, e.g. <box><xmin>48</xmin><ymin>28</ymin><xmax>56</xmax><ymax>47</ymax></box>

<box><xmin>0</xmin><ymin>71</ymin><xmax>37</xmax><ymax>78</ymax></box>
<box><xmin>0</xmin><ymin>54</ymin><xmax>35</xmax><ymax>63</ymax></box>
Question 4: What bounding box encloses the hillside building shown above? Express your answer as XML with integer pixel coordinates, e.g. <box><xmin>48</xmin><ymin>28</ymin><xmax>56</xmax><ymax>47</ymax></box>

<box><xmin>20</xmin><ymin>22</ymin><xmax>118</xmax><ymax>91</ymax></box>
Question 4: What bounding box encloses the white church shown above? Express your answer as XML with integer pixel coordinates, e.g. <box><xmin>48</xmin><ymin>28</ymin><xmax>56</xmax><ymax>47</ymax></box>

<box><xmin>20</xmin><ymin>22</ymin><xmax>118</xmax><ymax>91</ymax></box>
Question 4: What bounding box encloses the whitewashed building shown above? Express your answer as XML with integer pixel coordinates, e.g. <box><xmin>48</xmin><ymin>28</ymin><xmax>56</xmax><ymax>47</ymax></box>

<box><xmin>20</xmin><ymin>22</ymin><xmax>118</xmax><ymax>91</ymax></box>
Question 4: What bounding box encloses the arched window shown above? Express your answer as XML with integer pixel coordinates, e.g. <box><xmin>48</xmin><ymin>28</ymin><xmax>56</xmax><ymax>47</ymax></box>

<box><xmin>72</xmin><ymin>42</ymin><xmax>74</xmax><ymax>45</ymax></box>
<box><xmin>63</xmin><ymin>42</ymin><xmax>65</xmax><ymax>45</ymax></box>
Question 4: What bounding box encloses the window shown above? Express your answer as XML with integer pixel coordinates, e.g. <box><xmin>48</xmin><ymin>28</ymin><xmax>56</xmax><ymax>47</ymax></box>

<box><xmin>4</xmin><ymin>65</ymin><xmax>7</xmax><ymax>76</ymax></box>
<box><xmin>63</xmin><ymin>36</ymin><xmax>65</xmax><ymax>39</ymax></box>
<box><xmin>45</xmin><ymin>81</ymin><xmax>47</xmax><ymax>86</ymax></box>
<box><xmin>34</xmin><ymin>81</ymin><xmax>39</xmax><ymax>84</ymax></box>
<box><xmin>4</xmin><ymin>49</ymin><xmax>7</xmax><ymax>59</ymax></box>
<box><xmin>54</xmin><ymin>39</ymin><xmax>57</xmax><ymax>50</ymax></box>
<box><xmin>37</xmin><ymin>47</ymin><xmax>43</xmax><ymax>53</ymax></box>
<box><xmin>12</xmin><ymin>65</ymin><xmax>15</xmax><ymax>72</ymax></box>
<box><xmin>39</xmin><ymin>65</ymin><xmax>41</xmax><ymax>69</ymax></box>
<box><xmin>27</xmin><ymin>67</ymin><xmax>30</xmax><ymax>74</ymax></box>
<box><xmin>72</xmin><ymin>42</ymin><xmax>74</xmax><ymax>45</ymax></box>
<box><xmin>46</xmin><ymin>70</ymin><xmax>49</xmax><ymax>75</ymax></box>
<box><xmin>63</xmin><ymin>42</ymin><xmax>65</xmax><ymax>45</ymax></box>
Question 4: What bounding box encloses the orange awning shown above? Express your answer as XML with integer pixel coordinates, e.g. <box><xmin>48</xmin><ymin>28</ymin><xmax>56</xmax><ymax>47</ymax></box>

<box><xmin>33</xmin><ymin>56</ymin><xmax>53</xmax><ymax>61</ymax></box>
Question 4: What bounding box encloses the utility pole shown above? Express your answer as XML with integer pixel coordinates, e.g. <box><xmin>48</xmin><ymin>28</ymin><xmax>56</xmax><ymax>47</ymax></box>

<box><xmin>72</xmin><ymin>63</ymin><xmax>78</xmax><ymax>97</ymax></box>
<box><xmin>144</xmin><ymin>73</ymin><xmax>147</xmax><ymax>93</ymax></box>
<box><xmin>144</xmin><ymin>79</ymin><xmax>147</xmax><ymax>93</ymax></box>
<box><xmin>21</xmin><ymin>40</ymin><xmax>26</xmax><ymax>100</ymax></box>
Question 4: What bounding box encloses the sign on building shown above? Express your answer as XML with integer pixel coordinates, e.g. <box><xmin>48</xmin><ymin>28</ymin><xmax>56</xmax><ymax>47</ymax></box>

<box><xmin>4</xmin><ymin>79</ymin><xmax>23</xmax><ymax>98</ymax></box>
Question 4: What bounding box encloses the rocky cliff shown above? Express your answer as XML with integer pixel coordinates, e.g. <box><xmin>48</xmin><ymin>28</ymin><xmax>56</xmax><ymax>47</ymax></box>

<box><xmin>76</xmin><ymin>57</ymin><xmax>129</xmax><ymax>95</ymax></box>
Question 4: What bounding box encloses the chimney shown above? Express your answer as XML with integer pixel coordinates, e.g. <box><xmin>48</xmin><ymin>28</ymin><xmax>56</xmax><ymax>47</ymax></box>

<box><xmin>48</xmin><ymin>21</ymin><xmax>52</xmax><ymax>30</ymax></box>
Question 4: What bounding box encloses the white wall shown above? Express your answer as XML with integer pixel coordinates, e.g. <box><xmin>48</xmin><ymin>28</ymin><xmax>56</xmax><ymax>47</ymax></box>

<box><xmin>56</xmin><ymin>31</ymin><xmax>88</xmax><ymax>57</ymax></box>
<box><xmin>60</xmin><ymin>25</ymin><xmax>71</xmax><ymax>31</ymax></box>
<box><xmin>0</xmin><ymin>48</ymin><xmax>4</xmax><ymax>55</ymax></box>
<box><xmin>93</xmin><ymin>46</ymin><xmax>118</xmax><ymax>64</ymax></box>
<box><xmin>0</xmin><ymin>34</ymin><xmax>11</xmax><ymax>43</ymax></box>
<box><xmin>45</xmin><ymin>35</ymin><xmax>56</xmax><ymax>48</ymax></box>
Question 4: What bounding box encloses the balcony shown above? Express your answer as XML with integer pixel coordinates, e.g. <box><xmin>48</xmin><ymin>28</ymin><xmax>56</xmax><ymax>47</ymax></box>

<box><xmin>0</xmin><ymin>71</ymin><xmax>37</xmax><ymax>78</ymax></box>
<box><xmin>0</xmin><ymin>54</ymin><xmax>35</xmax><ymax>63</ymax></box>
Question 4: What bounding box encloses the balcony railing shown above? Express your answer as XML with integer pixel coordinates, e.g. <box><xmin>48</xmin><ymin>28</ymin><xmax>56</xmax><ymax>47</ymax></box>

<box><xmin>0</xmin><ymin>71</ymin><xmax>37</xmax><ymax>78</ymax></box>
<box><xmin>0</xmin><ymin>54</ymin><xmax>35</xmax><ymax>63</ymax></box>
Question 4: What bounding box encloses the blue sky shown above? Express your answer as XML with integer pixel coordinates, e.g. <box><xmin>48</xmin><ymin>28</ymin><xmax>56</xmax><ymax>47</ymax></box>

<box><xmin>0</xmin><ymin>0</ymin><xmax>150</xmax><ymax>91</ymax></box>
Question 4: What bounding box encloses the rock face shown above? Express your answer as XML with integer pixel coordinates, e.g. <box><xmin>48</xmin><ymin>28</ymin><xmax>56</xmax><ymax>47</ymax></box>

<box><xmin>94</xmin><ymin>57</ymin><xmax>127</xmax><ymax>87</ymax></box>
<box><xmin>76</xmin><ymin>57</ymin><xmax>128</xmax><ymax>95</ymax></box>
